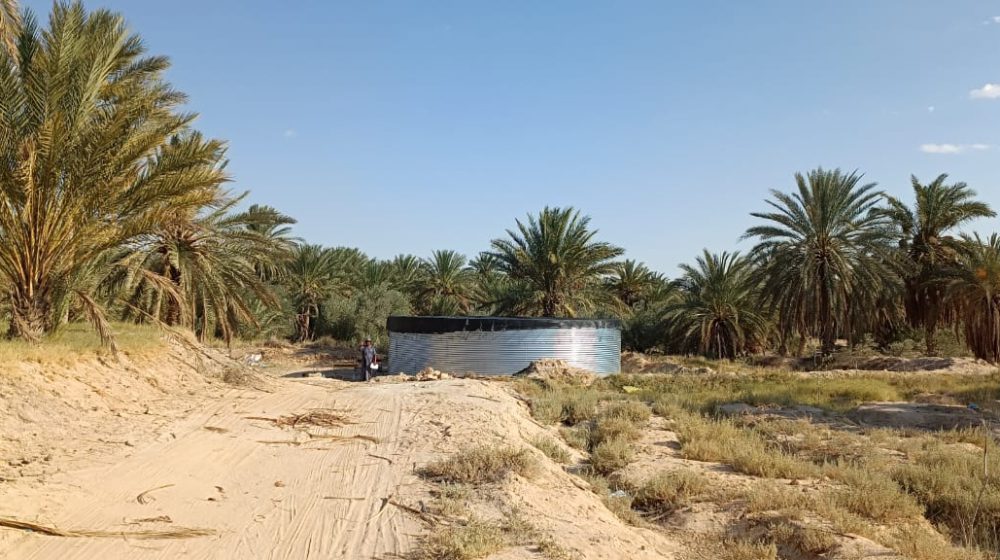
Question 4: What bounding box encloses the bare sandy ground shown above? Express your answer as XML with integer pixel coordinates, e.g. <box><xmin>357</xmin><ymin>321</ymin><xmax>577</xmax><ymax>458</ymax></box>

<box><xmin>0</xmin><ymin>362</ymin><xmax>678</xmax><ymax>559</ymax></box>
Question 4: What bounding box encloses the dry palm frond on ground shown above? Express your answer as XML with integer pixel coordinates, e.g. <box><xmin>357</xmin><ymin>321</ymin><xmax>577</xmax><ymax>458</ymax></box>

<box><xmin>0</xmin><ymin>518</ymin><xmax>213</xmax><ymax>540</ymax></box>
<box><xmin>246</xmin><ymin>408</ymin><xmax>353</xmax><ymax>429</ymax></box>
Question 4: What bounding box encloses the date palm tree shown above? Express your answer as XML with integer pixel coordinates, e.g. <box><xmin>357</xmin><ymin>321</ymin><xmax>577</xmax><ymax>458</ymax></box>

<box><xmin>744</xmin><ymin>168</ymin><xmax>897</xmax><ymax>355</ymax></box>
<box><xmin>388</xmin><ymin>254</ymin><xmax>425</xmax><ymax>300</ymax></box>
<box><xmin>878</xmin><ymin>175</ymin><xmax>995</xmax><ymax>354</ymax></box>
<box><xmin>243</xmin><ymin>204</ymin><xmax>298</xmax><ymax>282</ymax></box>
<box><xmin>945</xmin><ymin>234</ymin><xmax>1000</xmax><ymax>362</ymax></box>
<box><xmin>419</xmin><ymin>250</ymin><xmax>474</xmax><ymax>315</ymax></box>
<box><xmin>488</xmin><ymin>207</ymin><xmax>623</xmax><ymax>317</ymax></box>
<box><xmin>667</xmin><ymin>251</ymin><xmax>769</xmax><ymax>359</ymax></box>
<box><xmin>285</xmin><ymin>245</ymin><xmax>341</xmax><ymax>341</ymax></box>
<box><xmin>0</xmin><ymin>2</ymin><xmax>226</xmax><ymax>343</ymax></box>
<box><xmin>607</xmin><ymin>260</ymin><xmax>664</xmax><ymax>309</ymax></box>
<box><xmin>108</xmin><ymin>192</ymin><xmax>291</xmax><ymax>345</ymax></box>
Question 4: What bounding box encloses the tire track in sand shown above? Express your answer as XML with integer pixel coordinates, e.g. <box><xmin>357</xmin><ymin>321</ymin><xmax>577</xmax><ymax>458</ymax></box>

<box><xmin>0</xmin><ymin>380</ymin><xmax>425</xmax><ymax>560</ymax></box>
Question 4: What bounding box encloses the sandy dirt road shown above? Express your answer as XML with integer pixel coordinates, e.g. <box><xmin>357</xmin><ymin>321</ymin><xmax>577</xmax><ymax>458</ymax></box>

<box><xmin>1</xmin><ymin>374</ymin><xmax>681</xmax><ymax>560</ymax></box>
<box><xmin>0</xmin><ymin>378</ymin><xmax>430</xmax><ymax>559</ymax></box>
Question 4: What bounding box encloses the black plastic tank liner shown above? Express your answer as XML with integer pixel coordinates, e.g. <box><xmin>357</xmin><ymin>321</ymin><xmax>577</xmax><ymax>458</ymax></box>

<box><xmin>387</xmin><ymin>315</ymin><xmax>621</xmax><ymax>334</ymax></box>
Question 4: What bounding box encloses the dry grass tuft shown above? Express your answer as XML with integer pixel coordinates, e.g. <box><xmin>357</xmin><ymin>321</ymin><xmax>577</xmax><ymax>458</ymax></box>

<box><xmin>716</xmin><ymin>538</ymin><xmax>778</xmax><ymax>560</ymax></box>
<box><xmin>630</xmin><ymin>470</ymin><xmax>710</xmax><ymax>519</ymax></box>
<box><xmin>673</xmin><ymin>412</ymin><xmax>820</xmax><ymax>480</ymax></box>
<box><xmin>589</xmin><ymin>416</ymin><xmax>641</xmax><ymax>448</ymax></box>
<box><xmin>590</xmin><ymin>437</ymin><xmax>634</xmax><ymax>475</ymax></box>
<box><xmin>601</xmin><ymin>400</ymin><xmax>652</xmax><ymax>424</ymax></box>
<box><xmin>559</xmin><ymin>425</ymin><xmax>590</xmax><ymax>450</ymax></box>
<box><xmin>530</xmin><ymin>436</ymin><xmax>571</xmax><ymax>464</ymax></box>
<box><xmin>422</xmin><ymin>446</ymin><xmax>536</xmax><ymax>484</ymax></box>
<box><xmin>410</xmin><ymin>520</ymin><xmax>506</xmax><ymax>560</ymax></box>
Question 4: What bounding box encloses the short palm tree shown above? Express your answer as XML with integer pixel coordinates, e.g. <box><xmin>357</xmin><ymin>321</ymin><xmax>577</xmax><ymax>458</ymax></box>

<box><xmin>607</xmin><ymin>260</ymin><xmax>663</xmax><ymax>309</ymax></box>
<box><xmin>419</xmin><ymin>250</ymin><xmax>475</xmax><ymax>315</ymax></box>
<box><xmin>108</xmin><ymin>192</ymin><xmax>290</xmax><ymax>344</ymax></box>
<box><xmin>488</xmin><ymin>207</ymin><xmax>623</xmax><ymax>317</ymax></box>
<box><xmin>744</xmin><ymin>168</ymin><xmax>897</xmax><ymax>355</ymax></box>
<box><xmin>945</xmin><ymin>234</ymin><xmax>1000</xmax><ymax>362</ymax></box>
<box><xmin>879</xmin><ymin>175</ymin><xmax>995</xmax><ymax>354</ymax></box>
<box><xmin>0</xmin><ymin>3</ymin><xmax>225</xmax><ymax>343</ymax></box>
<box><xmin>667</xmin><ymin>251</ymin><xmax>769</xmax><ymax>359</ymax></box>
<box><xmin>285</xmin><ymin>245</ymin><xmax>342</xmax><ymax>341</ymax></box>
<box><xmin>388</xmin><ymin>254</ymin><xmax>425</xmax><ymax>298</ymax></box>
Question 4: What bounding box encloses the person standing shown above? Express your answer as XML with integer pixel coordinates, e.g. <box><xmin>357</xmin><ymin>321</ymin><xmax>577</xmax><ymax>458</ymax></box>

<box><xmin>360</xmin><ymin>338</ymin><xmax>377</xmax><ymax>382</ymax></box>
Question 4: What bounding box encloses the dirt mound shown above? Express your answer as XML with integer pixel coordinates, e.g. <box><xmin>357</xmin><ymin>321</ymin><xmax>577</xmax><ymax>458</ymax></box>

<box><xmin>416</xmin><ymin>367</ymin><xmax>453</xmax><ymax>381</ymax></box>
<box><xmin>620</xmin><ymin>353</ymin><xmax>716</xmax><ymax>375</ymax></box>
<box><xmin>514</xmin><ymin>359</ymin><xmax>597</xmax><ymax>385</ymax></box>
<box><xmin>0</xmin><ymin>338</ymin><xmax>241</xmax><ymax>482</ymax></box>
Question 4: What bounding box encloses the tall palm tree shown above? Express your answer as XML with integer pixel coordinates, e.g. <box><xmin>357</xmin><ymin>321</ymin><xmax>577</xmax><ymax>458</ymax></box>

<box><xmin>0</xmin><ymin>0</ymin><xmax>20</xmax><ymax>61</ymax></box>
<box><xmin>879</xmin><ymin>175</ymin><xmax>995</xmax><ymax>354</ymax></box>
<box><xmin>243</xmin><ymin>204</ymin><xmax>298</xmax><ymax>282</ymax></box>
<box><xmin>744</xmin><ymin>168</ymin><xmax>897</xmax><ymax>355</ymax></box>
<box><xmin>108</xmin><ymin>192</ymin><xmax>290</xmax><ymax>345</ymax></box>
<box><xmin>418</xmin><ymin>250</ymin><xmax>475</xmax><ymax>315</ymax></box>
<box><xmin>0</xmin><ymin>3</ymin><xmax>225</xmax><ymax>343</ymax></box>
<box><xmin>945</xmin><ymin>234</ymin><xmax>1000</xmax><ymax>362</ymax></box>
<box><xmin>488</xmin><ymin>207</ymin><xmax>623</xmax><ymax>317</ymax></box>
<box><xmin>667</xmin><ymin>251</ymin><xmax>769</xmax><ymax>359</ymax></box>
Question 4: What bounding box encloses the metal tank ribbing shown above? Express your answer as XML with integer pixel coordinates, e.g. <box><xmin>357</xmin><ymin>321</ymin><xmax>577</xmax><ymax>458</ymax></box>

<box><xmin>386</xmin><ymin>316</ymin><xmax>621</xmax><ymax>375</ymax></box>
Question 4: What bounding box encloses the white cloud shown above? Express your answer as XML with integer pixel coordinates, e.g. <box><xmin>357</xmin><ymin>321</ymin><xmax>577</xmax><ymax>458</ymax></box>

<box><xmin>970</xmin><ymin>83</ymin><xmax>1000</xmax><ymax>99</ymax></box>
<box><xmin>927</xmin><ymin>106</ymin><xmax>935</xmax><ymax>112</ymax></box>
<box><xmin>283</xmin><ymin>129</ymin><xmax>297</xmax><ymax>138</ymax></box>
<box><xmin>920</xmin><ymin>143</ymin><xmax>993</xmax><ymax>154</ymax></box>
<box><xmin>994</xmin><ymin>16</ymin><xmax>1000</xmax><ymax>23</ymax></box>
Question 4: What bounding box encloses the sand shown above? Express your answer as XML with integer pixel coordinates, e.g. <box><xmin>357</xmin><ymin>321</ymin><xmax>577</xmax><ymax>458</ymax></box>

<box><xmin>0</xmin><ymin>349</ymin><xmax>677</xmax><ymax>560</ymax></box>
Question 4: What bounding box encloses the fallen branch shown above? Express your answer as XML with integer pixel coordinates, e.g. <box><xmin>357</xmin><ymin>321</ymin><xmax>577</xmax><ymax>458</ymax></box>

<box><xmin>0</xmin><ymin>517</ymin><xmax>212</xmax><ymax>540</ymax></box>
<box><xmin>368</xmin><ymin>453</ymin><xmax>394</xmax><ymax>465</ymax></box>
<box><xmin>136</xmin><ymin>484</ymin><xmax>174</xmax><ymax>505</ymax></box>
<box><xmin>245</xmin><ymin>409</ymin><xmax>353</xmax><ymax>429</ymax></box>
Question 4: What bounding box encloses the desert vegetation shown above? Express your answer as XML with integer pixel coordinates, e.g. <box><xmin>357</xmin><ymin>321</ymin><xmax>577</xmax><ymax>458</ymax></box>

<box><xmin>514</xmin><ymin>369</ymin><xmax>1000</xmax><ymax>559</ymax></box>
<box><xmin>0</xmin><ymin>2</ymin><xmax>997</xmax><ymax>367</ymax></box>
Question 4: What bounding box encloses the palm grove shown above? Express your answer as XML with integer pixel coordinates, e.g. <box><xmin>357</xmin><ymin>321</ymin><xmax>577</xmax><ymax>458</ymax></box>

<box><xmin>2</xmin><ymin>2</ymin><xmax>999</xmax><ymax>362</ymax></box>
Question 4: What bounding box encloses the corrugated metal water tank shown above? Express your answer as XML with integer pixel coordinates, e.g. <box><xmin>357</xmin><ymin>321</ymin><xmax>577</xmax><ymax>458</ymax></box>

<box><xmin>386</xmin><ymin>316</ymin><xmax>621</xmax><ymax>376</ymax></box>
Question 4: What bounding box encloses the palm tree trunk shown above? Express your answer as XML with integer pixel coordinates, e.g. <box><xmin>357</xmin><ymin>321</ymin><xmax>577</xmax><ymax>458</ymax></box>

<box><xmin>924</xmin><ymin>318</ymin><xmax>938</xmax><ymax>356</ymax></box>
<box><xmin>9</xmin><ymin>289</ymin><xmax>50</xmax><ymax>341</ymax></box>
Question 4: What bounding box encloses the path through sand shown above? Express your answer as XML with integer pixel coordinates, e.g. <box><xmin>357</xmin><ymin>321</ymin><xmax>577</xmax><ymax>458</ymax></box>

<box><xmin>0</xmin><ymin>376</ymin><xmax>679</xmax><ymax>560</ymax></box>
<box><xmin>1</xmin><ymin>379</ymin><xmax>424</xmax><ymax>559</ymax></box>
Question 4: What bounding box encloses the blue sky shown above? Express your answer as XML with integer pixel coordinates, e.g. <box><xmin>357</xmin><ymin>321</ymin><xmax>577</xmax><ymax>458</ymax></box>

<box><xmin>27</xmin><ymin>1</ymin><xmax>1000</xmax><ymax>274</ymax></box>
